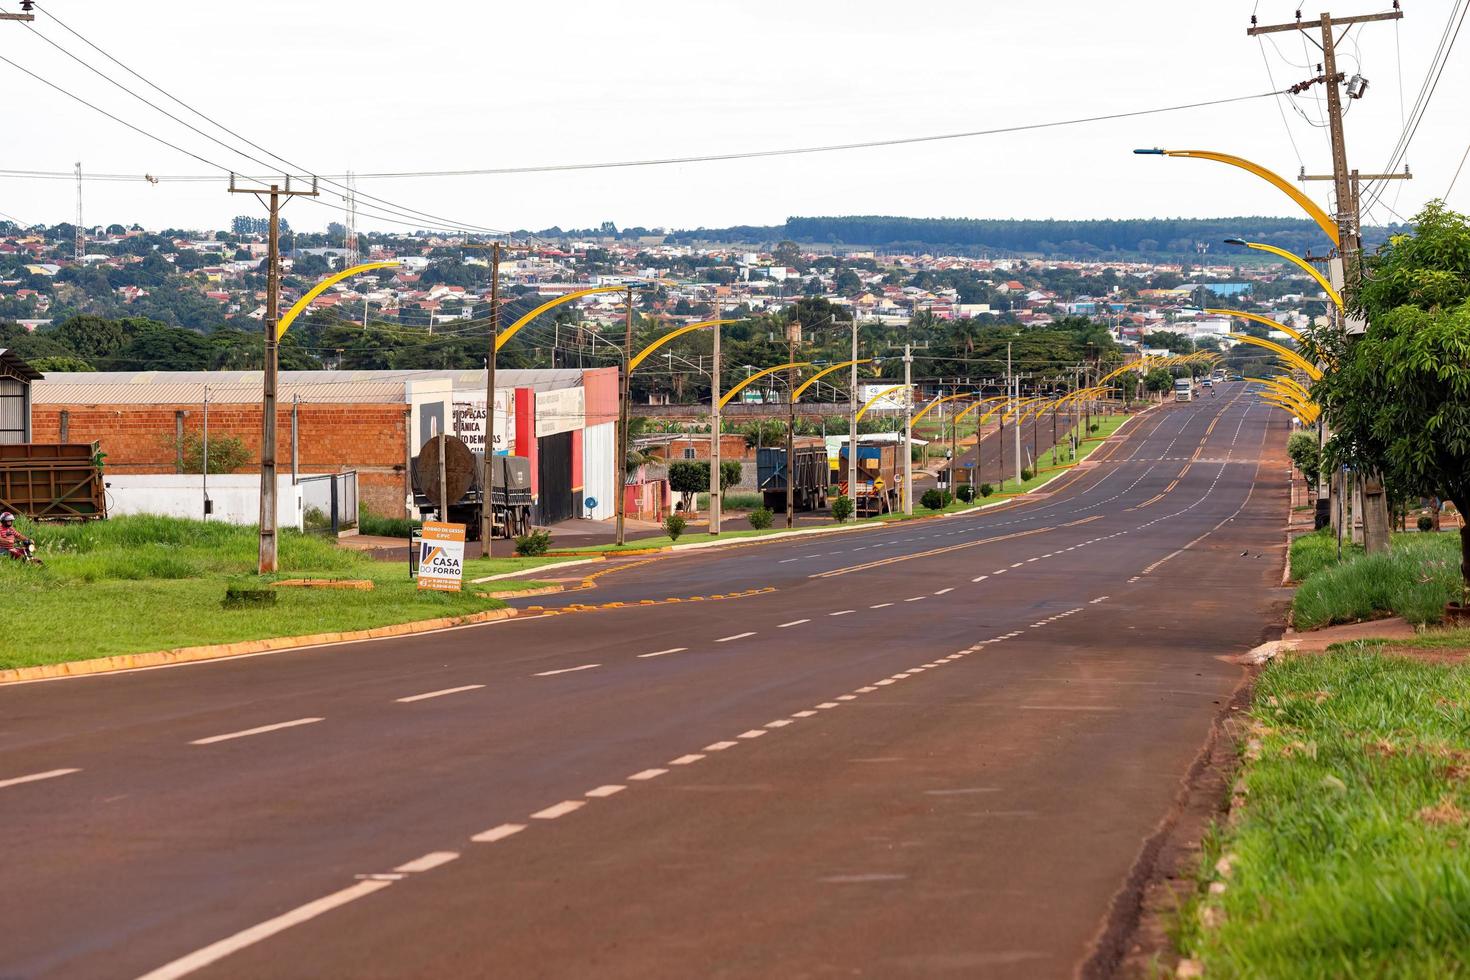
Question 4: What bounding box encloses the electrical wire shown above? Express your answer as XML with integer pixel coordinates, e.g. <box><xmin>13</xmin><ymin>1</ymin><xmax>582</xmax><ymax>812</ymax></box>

<box><xmin>17</xmin><ymin>1</ymin><xmax>510</xmax><ymax>237</ymax></box>
<box><xmin>0</xmin><ymin>89</ymin><xmax>1287</xmax><ymax>184</ymax></box>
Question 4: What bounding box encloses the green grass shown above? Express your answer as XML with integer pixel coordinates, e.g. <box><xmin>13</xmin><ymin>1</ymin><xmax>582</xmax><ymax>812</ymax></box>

<box><xmin>0</xmin><ymin>515</ymin><xmax>515</xmax><ymax>671</ymax></box>
<box><xmin>1293</xmin><ymin>531</ymin><xmax>1463</xmax><ymax>628</ymax></box>
<box><xmin>1182</xmin><ymin>647</ymin><xmax>1470</xmax><ymax>979</ymax></box>
<box><xmin>1289</xmin><ymin>527</ymin><xmax>1363</xmax><ymax>582</ymax></box>
<box><xmin>694</xmin><ymin>491</ymin><xmax>765</xmax><ymax>511</ymax></box>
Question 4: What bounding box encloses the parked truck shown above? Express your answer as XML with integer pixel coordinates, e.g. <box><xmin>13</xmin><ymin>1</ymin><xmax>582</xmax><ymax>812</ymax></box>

<box><xmin>838</xmin><ymin>441</ymin><xmax>901</xmax><ymax>517</ymax></box>
<box><xmin>757</xmin><ymin>445</ymin><xmax>830</xmax><ymax>513</ymax></box>
<box><xmin>411</xmin><ymin>434</ymin><xmax>532</xmax><ymax>540</ymax></box>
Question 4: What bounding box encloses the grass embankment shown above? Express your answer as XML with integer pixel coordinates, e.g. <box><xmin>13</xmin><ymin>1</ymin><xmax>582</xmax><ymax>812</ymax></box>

<box><xmin>1290</xmin><ymin>528</ymin><xmax>1462</xmax><ymax>628</ymax></box>
<box><xmin>546</xmin><ymin>414</ymin><xmax>1134</xmax><ymax>553</ymax></box>
<box><xmin>0</xmin><ymin>515</ymin><xmax>554</xmax><ymax>671</ymax></box>
<box><xmin>1178</xmin><ymin>647</ymin><xmax>1470</xmax><ymax>978</ymax></box>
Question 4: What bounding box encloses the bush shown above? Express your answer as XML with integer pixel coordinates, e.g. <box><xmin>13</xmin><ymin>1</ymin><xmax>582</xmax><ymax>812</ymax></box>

<box><xmin>920</xmin><ymin>488</ymin><xmax>951</xmax><ymax>511</ymax></box>
<box><xmin>956</xmin><ymin>484</ymin><xmax>975</xmax><ymax>503</ymax></box>
<box><xmin>514</xmin><ymin>529</ymin><xmax>551</xmax><ymax>556</ymax></box>
<box><xmin>748</xmin><ymin>507</ymin><xmax>774</xmax><ymax>530</ymax></box>
<box><xmin>664</xmin><ymin>513</ymin><xmax>687</xmax><ymax>541</ymax></box>
<box><xmin>1020</xmin><ymin>467</ymin><xmax>1034</xmax><ymax>482</ymax></box>
<box><xmin>831</xmin><ymin>495</ymin><xmax>854</xmax><ymax>523</ymax></box>
<box><xmin>1088</xmin><ymin>423</ymin><xmax>1100</xmax><ymax>433</ymax></box>
<box><xmin>979</xmin><ymin>483</ymin><xmax>994</xmax><ymax>498</ymax></box>
<box><xmin>359</xmin><ymin>505</ymin><xmax>419</xmax><ymax>538</ymax></box>
<box><xmin>1417</xmin><ymin>514</ymin><xmax>1435</xmax><ymax>532</ymax></box>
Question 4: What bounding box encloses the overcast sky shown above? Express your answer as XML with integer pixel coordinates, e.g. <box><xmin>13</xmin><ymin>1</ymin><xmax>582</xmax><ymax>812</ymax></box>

<box><xmin>1</xmin><ymin>1</ymin><xmax>1466</xmax><ymax>234</ymax></box>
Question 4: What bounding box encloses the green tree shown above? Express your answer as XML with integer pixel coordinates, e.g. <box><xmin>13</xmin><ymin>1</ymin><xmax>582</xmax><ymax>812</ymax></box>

<box><xmin>1143</xmin><ymin>368</ymin><xmax>1173</xmax><ymax>396</ymax></box>
<box><xmin>1312</xmin><ymin>201</ymin><xmax>1470</xmax><ymax>601</ymax></box>
<box><xmin>1286</xmin><ymin>430</ymin><xmax>1321</xmax><ymax>492</ymax></box>
<box><xmin>667</xmin><ymin>460</ymin><xmax>707</xmax><ymax>512</ymax></box>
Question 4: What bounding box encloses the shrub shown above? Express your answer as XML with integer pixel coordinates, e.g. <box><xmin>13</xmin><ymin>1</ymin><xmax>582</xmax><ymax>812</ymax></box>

<box><xmin>1020</xmin><ymin>467</ymin><xmax>1034</xmax><ymax>482</ymax></box>
<box><xmin>979</xmin><ymin>483</ymin><xmax>994</xmax><ymax>497</ymax></box>
<box><xmin>1088</xmin><ymin>423</ymin><xmax>1100</xmax><ymax>433</ymax></box>
<box><xmin>920</xmin><ymin>488</ymin><xmax>949</xmax><ymax>511</ymax></box>
<box><xmin>514</xmin><ymin>529</ymin><xmax>551</xmax><ymax>556</ymax></box>
<box><xmin>359</xmin><ymin>505</ymin><xmax>419</xmax><ymax>538</ymax></box>
<box><xmin>1417</xmin><ymin>514</ymin><xmax>1435</xmax><ymax>532</ymax></box>
<box><xmin>831</xmin><ymin>495</ymin><xmax>854</xmax><ymax>523</ymax></box>
<box><xmin>956</xmin><ymin>484</ymin><xmax>975</xmax><ymax>503</ymax></box>
<box><xmin>748</xmin><ymin>507</ymin><xmax>774</xmax><ymax>530</ymax></box>
<box><xmin>1292</xmin><ymin>533</ymin><xmax>1462</xmax><ymax>627</ymax></box>
<box><xmin>664</xmin><ymin>513</ymin><xmax>687</xmax><ymax>541</ymax></box>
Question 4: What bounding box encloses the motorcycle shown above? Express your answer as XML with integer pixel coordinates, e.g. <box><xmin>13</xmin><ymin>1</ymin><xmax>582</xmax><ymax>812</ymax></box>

<box><xmin>7</xmin><ymin>539</ymin><xmax>42</xmax><ymax>567</ymax></box>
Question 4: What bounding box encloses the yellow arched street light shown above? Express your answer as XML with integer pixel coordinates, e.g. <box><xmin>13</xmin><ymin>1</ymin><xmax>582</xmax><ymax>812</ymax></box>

<box><xmin>911</xmin><ymin>390</ymin><xmax>979</xmax><ymax>427</ymax></box>
<box><xmin>1209</xmin><ymin>308</ymin><xmax>1309</xmax><ymax>345</ymax></box>
<box><xmin>276</xmin><ymin>260</ymin><xmax>398</xmax><ymax>339</ymax></box>
<box><xmin>1222</xmin><ymin>238</ymin><xmax>1343</xmax><ymax>310</ymax></box>
<box><xmin>1134</xmin><ymin>149</ymin><xmax>1339</xmax><ymax>245</ymax></box>
<box><xmin>792</xmin><ymin>359</ymin><xmax>873</xmax><ymax>401</ymax></box>
<box><xmin>1228</xmin><ymin>334</ymin><xmax>1323</xmax><ymax>379</ymax></box>
<box><xmin>954</xmin><ymin>395</ymin><xmax>1009</xmax><ymax>424</ymax></box>
<box><xmin>627</xmin><ymin>318</ymin><xmax>741</xmax><ymax>372</ymax></box>
<box><xmin>1260</xmin><ymin>375</ymin><xmax>1315</xmax><ymax>402</ymax></box>
<box><xmin>1257</xmin><ymin>391</ymin><xmax>1320</xmax><ymax>423</ymax></box>
<box><xmin>719</xmin><ymin>361</ymin><xmax>812</xmax><ymax>411</ymax></box>
<box><xmin>1003</xmin><ymin>396</ymin><xmax>1048</xmax><ymax>423</ymax></box>
<box><xmin>496</xmin><ymin>285</ymin><xmax>629</xmax><ymax>352</ymax></box>
<box><xmin>855</xmin><ymin>384</ymin><xmax>910</xmax><ymax>423</ymax></box>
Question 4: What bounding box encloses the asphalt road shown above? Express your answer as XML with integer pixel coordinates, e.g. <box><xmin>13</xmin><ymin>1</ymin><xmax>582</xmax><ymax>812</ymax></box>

<box><xmin>0</xmin><ymin>383</ymin><xmax>1290</xmax><ymax>980</ymax></box>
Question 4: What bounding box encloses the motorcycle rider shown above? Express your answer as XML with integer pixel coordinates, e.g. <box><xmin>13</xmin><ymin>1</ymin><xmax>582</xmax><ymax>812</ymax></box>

<box><xmin>1</xmin><ymin>511</ymin><xmax>33</xmax><ymax>560</ymax></box>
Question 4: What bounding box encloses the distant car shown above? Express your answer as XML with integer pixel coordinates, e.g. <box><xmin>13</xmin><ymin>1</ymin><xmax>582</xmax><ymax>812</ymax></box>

<box><xmin>1200</xmin><ymin>378</ymin><xmax>1213</xmax><ymax>388</ymax></box>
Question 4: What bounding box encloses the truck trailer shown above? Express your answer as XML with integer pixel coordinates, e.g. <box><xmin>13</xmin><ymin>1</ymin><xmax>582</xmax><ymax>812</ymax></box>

<box><xmin>838</xmin><ymin>441</ymin><xmax>901</xmax><ymax>517</ymax></box>
<box><xmin>411</xmin><ymin>434</ymin><xmax>532</xmax><ymax>540</ymax></box>
<box><xmin>756</xmin><ymin>445</ymin><xmax>830</xmax><ymax>512</ymax></box>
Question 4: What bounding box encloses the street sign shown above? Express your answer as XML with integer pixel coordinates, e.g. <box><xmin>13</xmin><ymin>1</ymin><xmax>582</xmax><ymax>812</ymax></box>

<box><xmin>584</xmin><ymin>496</ymin><xmax>598</xmax><ymax>511</ymax></box>
<box><xmin>416</xmin><ymin>521</ymin><xmax>466</xmax><ymax>592</ymax></box>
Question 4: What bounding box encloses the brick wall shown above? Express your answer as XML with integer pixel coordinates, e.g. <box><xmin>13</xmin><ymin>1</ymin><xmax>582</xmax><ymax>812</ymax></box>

<box><xmin>31</xmin><ymin>401</ymin><xmax>412</xmax><ymax>517</ymax></box>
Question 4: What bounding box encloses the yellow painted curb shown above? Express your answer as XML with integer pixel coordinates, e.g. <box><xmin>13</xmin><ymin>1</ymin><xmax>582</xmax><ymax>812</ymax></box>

<box><xmin>272</xmin><ymin>578</ymin><xmax>375</xmax><ymax>591</ymax></box>
<box><xmin>0</xmin><ymin>607</ymin><xmax>520</xmax><ymax>686</ymax></box>
<box><xmin>475</xmin><ymin>584</ymin><xmax>565</xmax><ymax>600</ymax></box>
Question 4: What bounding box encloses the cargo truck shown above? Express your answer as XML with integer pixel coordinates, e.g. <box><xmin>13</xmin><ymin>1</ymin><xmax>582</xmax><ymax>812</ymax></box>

<box><xmin>838</xmin><ymin>441</ymin><xmax>901</xmax><ymax>517</ymax></box>
<box><xmin>411</xmin><ymin>434</ymin><xmax>532</xmax><ymax>539</ymax></box>
<box><xmin>756</xmin><ymin>445</ymin><xmax>830</xmax><ymax>512</ymax></box>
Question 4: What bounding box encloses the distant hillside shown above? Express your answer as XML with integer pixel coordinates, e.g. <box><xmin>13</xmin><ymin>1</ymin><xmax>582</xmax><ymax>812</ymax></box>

<box><xmin>654</xmin><ymin>215</ymin><xmax>1397</xmax><ymax>258</ymax></box>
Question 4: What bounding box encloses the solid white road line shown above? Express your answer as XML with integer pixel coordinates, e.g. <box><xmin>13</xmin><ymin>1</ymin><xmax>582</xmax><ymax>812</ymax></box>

<box><xmin>778</xmin><ymin>619</ymin><xmax>810</xmax><ymax>628</ymax></box>
<box><xmin>669</xmin><ymin>754</ymin><xmax>705</xmax><ymax>765</ymax></box>
<box><xmin>0</xmin><ymin>768</ymin><xmax>81</xmax><ymax>791</ymax></box>
<box><xmin>135</xmin><ymin>879</ymin><xmax>394</xmax><ymax>980</ymax></box>
<box><xmin>716</xmin><ymin>632</ymin><xmax>756</xmax><ymax>642</ymax></box>
<box><xmin>394</xmin><ymin>851</ymin><xmax>459</xmax><ymax>874</ymax></box>
<box><xmin>628</xmin><ymin>768</ymin><xmax>667</xmax><ymax>781</ymax></box>
<box><xmin>396</xmin><ymin>685</ymin><xmax>484</xmax><ymax>703</ymax></box>
<box><xmin>638</xmin><ymin>647</ymin><xmax>687</xmax><ymax>658</ymax></box>
<box><xmin>191</xmin><ymin>717</ymin><xmax>323</xmax><ymax>745</ymax></box>
<box><xmin>471</xmin><ymin>823</ymin><xmax>526</xmax><ymax>843</ymax></box>
<box><xmin>533</xmin><ymin>664</ymin><xmax>600</xmax><ymax>677</ymax></box>
<box><xmin>530</xmin><ymin>800</ymin><xmax>585</xmax><ymax>820</ymax></box>
<box><xmin>585</xmin><ymin>785</ymin><xmax>625</xmax><ymax>798</ymax></box>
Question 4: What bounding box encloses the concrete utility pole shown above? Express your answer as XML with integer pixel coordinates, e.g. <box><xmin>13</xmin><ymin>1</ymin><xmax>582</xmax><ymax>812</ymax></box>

<box><xmin>709</xmin><ymin>296</ymin><xmax>722</xmax><ymax>536</ymax></box>
<box><xmin>615</xmin><ymin>286</ymin><xmax>634</xmax><ymax>546</ymax></box>
<box><xmin>848</xmin><ymin>314</ymin><xmax>859</xmax><ymax>508</ymax></box>
<box><xmin>228</xmin><ymin>176</ymin><xmax>317</xmax><ymax>574</ymax></box>
<box><xmin>902</xmin><ymin>339</ymin><xmax>914</xmax><ymax>514</ymax></box>
<box><xmin>1250</xmin><ymin>7</ymin><xmax>1407</xmax><ymax>555</ymax></box>
<box><xmin>1009</xmin><ymin>343</ymin><xmax>1021</xmax><ymax>485</ymax></box>
<box><xmin>785</xmin><ymin>319</ymin><xmax>800</xmax><ymax>528</ymax></box>
<box><xmin>483</xmin><ymin>242</ymin><xmax>500</xmax><ymax>547</ymax></box>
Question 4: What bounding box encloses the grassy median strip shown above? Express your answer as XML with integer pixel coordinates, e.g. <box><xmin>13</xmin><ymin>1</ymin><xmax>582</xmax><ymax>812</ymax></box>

<box><xmin>1179</xmin><ymin>646</ymin><xmax>1470</xmax><ymax>978</ymax></box>
<box><xmin>1292</xmin><ymin>529</ymin><xmax>1462</xmax><ymax>628</ymax></box>
<box><xmin>0</xmin><ymin>516</ymin><xmax>557</xmax><ymax>671</ymax></box>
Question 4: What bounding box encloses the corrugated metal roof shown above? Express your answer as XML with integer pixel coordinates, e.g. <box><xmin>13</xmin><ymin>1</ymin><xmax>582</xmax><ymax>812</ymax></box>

<box><xmin>32</xmin><ymin>368</ymin><xmax>590</xmax><ymax>405</ymax></box>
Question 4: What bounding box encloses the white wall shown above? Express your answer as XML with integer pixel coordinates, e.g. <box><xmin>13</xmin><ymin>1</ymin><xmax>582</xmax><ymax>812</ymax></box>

<box><xmin>582</xmin><ymin>421</ymin><xmax>616</xmax><ymax>520</ymax></box>
<box><xmin>106</xmin><ymin>475</ymin><xmax>304</xmax><ymax>530</ymax></box>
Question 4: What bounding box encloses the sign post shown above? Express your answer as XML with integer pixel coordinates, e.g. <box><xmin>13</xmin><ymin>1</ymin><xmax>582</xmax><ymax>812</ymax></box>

<box><xmin>416</xmin><ymin>521</ymin><xmax>466</xmax><ymax>592</ymax></box>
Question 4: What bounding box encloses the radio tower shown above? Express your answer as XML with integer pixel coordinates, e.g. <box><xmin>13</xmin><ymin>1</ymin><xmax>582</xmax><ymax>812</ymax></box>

<box><xmin>73</xmin><ymin>161</ymin><xmax>84</xmax><ymax>262</ymax></box>
<box><xmin>344</xmin><ymin>170</ymin><xmax>359</xmax><ymax>266</ymax></box>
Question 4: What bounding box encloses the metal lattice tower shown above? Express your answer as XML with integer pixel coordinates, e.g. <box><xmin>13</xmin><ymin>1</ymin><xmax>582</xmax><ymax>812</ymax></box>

<box><xmin>73</xmin><ymin>161</ymin><xmax>83</xmax><ymax>261</ymax></box>
<box><xmin>345</xmin><ymin>170</ymin><xmax>359</xmax><ymax>266</ymax></box>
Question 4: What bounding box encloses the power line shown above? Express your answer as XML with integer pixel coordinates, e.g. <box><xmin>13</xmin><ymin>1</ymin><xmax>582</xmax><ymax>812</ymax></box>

<box><xmin>0</xmin><ymin>89</ymin><xmax>1286</xmax><ymax>184</ymax></box>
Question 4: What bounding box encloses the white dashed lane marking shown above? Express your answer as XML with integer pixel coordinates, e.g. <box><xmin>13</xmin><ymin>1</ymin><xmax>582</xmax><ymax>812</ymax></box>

<box><xmin>777</xmin><ymin>619</ymin><xmax>809</xmax><ymax>628</ymax></box>
<box><xmin>534</xmin><ymin>664</ymin><xmax>600</xmax><ymax>677</ymax></box>
<box><xmin>530</xmin><ymin>801</ymin><xmax>585</xmax><ymax>820</ymax></box>
<box><xmin>394</xmin><ymin>851</ymin><xmax>459</xmax><ymax>874</ymax></box>
<box><xmin>716</xmin><ymin>632</ymin><xmax>756</xmax><ymax>643</ymax></box>
<box><xmin>470</xmin><ymin>823</ymin><xmax>525</xmax><ymax>843</ymax></box>
<box><xmin>638</xmin><ymin>647</ymin><xmax>686</xmax><ymax>658</ymax></box>
<box><xmin>0</xmin><ymin>768</ymin><xmax>81</xmax><ymax>791</ymax></box>
<box><xmin>396</xmin><ymin>685</ymin><xmax>484</xmax><ymax>703</ymax></box>
<box><xmin>585</xmin><ymin>785</ymin><xmax>625</xmax><ymax>798</ymax></box>
<box><xmin>191</xmin><ymin>717</ymin><xmax>323</xmax><ymax>746</ymax></box>
<box><xmin>628</xmin><ymin>768</ymin><xmax>667</xmax><ymax>781</ymax></box>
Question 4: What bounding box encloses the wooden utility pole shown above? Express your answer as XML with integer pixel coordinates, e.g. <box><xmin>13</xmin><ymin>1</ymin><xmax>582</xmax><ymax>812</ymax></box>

<box><xmin>1250</xmin><ymin>7</ymin><xmax>1407</xmax><ymax>555</ymax></box>
<box><xmin>228</xmin><ymin>176</ymin><xmax>317</xmax><ymax>574</ymax></box>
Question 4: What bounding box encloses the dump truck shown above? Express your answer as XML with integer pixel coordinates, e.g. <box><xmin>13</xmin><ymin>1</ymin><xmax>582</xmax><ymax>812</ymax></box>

<box><xmin>756</xmin><ymin>445</ymin><xmax>830</xmax><ymax>513</ymax></box>
<box><xmin>838</xmin><ymin>441</ymin><xmax>901</xmax><ymax>517</ymax></box>
<box><xmin>411</xmin><ymin>434</ymin><xmax>532</xmax><ymax>539</ymax></box>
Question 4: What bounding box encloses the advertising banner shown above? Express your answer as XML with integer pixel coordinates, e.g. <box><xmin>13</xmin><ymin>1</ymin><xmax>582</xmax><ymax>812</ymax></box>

<box><xmin>452</xmin><ymin>389</ymin><xmax>515</xmax><ymax>455</ymax></box>
<box><xmin>416</xmin><ymin>521</ymin><xmax>466</xmax><ymax>592</ymax></box>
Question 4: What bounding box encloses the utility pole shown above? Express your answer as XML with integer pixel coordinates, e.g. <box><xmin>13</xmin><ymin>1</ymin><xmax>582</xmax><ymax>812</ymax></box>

<box><xmin>1250</xmin><ymin>6</ymin><xmax>1406</xmax><ymax>555</ymax></box>
<box><xmin>848</xmin><ymin>314</ymin><xmax>859</xmax><ymax>508</ymax></box>
<box><xmin>615</xmin><ymin>286</ymin><xmax>634</xmax><ymax>545</ymax></box>
<box><xmin>1009</xmin><ymin>343</ymin><xmax>1021</xmax><ymax>485</ymax></box>
<box><xmin>902</xmin><ymin>339</ymin><xmax>914</xmax><ymax>514</ymax></box>
<box><xmin>483</xmin><ymin>242</ymin><xmax>500</xmax><ymax>548</ymax></box>
<box><xmin>785</xmin><ymin>318</ymin><xmax>799</xmax><ymax>528</ymax></box>
<box><xmin>229</xmin><ymin>176</ymin><xmax>317</xmax><ymax>574</ymax></box>
<box><xmin>709</xmin><ymin>296</ymin><xmax>722</xmax><ymax>535</ymax></box>
<box><xmin>73</xmin><ymin>162</ymin><xmax>83</xmax><ymax>262</ymax></box>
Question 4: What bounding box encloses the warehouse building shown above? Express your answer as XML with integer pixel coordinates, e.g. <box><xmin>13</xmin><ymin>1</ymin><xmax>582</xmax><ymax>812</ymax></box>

<box><xmin>29</xmin><ymin>366</ymin><xmax>618</xmax><ymax>525</ymax></box>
